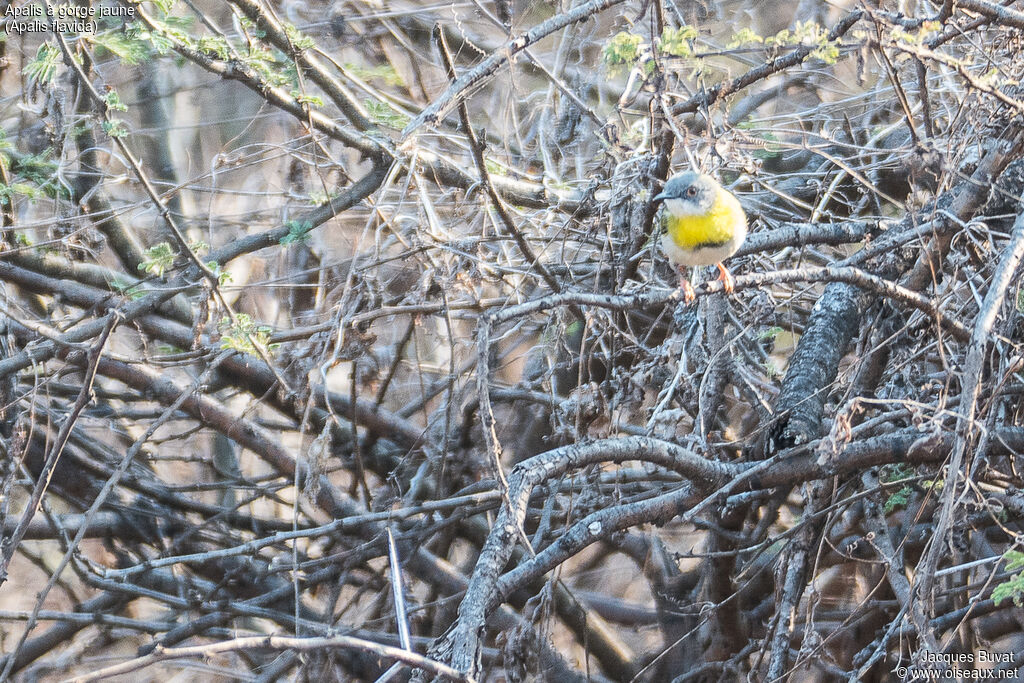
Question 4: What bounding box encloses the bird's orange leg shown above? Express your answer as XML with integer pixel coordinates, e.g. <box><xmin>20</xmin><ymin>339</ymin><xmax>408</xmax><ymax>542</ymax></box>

<box><xmin>677</xmin><ymin>269</ymin><xmax>696</xmax><ymax>303</ymax></box>
<box><xmin>716</xmin><ymin>262</ymin><xmax>735</xmax><ymax>295</ymax></box>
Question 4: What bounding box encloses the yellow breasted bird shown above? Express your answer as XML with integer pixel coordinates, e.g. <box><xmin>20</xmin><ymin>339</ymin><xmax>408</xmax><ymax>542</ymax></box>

<box><xmin>653</xmin><ymin>171</ymin><xmax>748</xmax><ymax>302</ymax></box>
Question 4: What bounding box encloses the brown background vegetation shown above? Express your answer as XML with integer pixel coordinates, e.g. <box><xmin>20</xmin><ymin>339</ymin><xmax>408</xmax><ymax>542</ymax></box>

<box><xmin>1</xmin><ymin>0</ymin><xmax>1024</xmax><ymax>680</ymax></box>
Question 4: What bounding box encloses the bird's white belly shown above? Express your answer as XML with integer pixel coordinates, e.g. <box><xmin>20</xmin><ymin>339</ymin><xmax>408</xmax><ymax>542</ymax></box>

<box><xmin>660</xmin><ymin>225</ymin><xmax>746</xmax><ymax>267</ymax></box>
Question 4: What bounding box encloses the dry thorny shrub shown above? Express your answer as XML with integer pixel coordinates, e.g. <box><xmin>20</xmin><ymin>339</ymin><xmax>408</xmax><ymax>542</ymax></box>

<box><xmin>1</xmin><ymin>0</ymin><xmax>1024</xmax><ymax>680</ymax></box>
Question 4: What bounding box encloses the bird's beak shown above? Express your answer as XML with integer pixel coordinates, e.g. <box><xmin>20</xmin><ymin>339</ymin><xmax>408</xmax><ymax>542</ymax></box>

<box><xmin>652</xmin><ymin>191</ymin><xmax>669</xmax><ymax>203</ymax></box>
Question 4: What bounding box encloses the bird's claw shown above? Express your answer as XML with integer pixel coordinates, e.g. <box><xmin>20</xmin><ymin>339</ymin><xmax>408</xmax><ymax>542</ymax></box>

<box><xmin>716</xmin><ymin>263</ymin><xmax>735</xmax><ymax>295</ymax></box>
<box><xmin>680</xmin><ymin>279</ymin><xmax>696</xmax><ymax>304</ymax></box>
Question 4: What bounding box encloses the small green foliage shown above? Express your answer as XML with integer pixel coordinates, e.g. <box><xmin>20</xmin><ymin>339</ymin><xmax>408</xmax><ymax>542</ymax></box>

<box><xmin>993</xmin><ymin>550</ymin><xmax>1024</xmax><ymax>606</ymax></box>
<box><xmin>197</xmin><ymin>35</ymin><xmax>231</xmax><ymax>60</ymax></box>
<box><xmin>1016</xmin><ymin>288</ymin><xmax>1024</xmax><ymax>313</ymax></box>
<box><xmin>67</xmin><ymin>123</ymin><xmax>91</xmax><ymax>140</ymax></box>
<box><xmin>880</xmin><ymin>464</ymin><xmax>916</xmax><ymax>512</ymax></box>
<box><xmin>764</xmin><ymin>28</ymin><xmax>791</xmax><ymax>48</ymax></box>
<box><xmin>13</xmin><ymin>152</ymin><xmax>57</xmax><ymax>186</ymax></box>
<box><xmin>883</xmin><ymin>486</ymin><xmax>913</xmax><ymax>514</ymax></box>
<box><xmin>0</xmin><ymin>145</ymin><xmax>65</xmax><ymax>202</ymax></box>
<box><xmin>139</xmin><ymin>242</ymin><xmax>176</xmax><ymax>277</ymax></box>
<box><xmin>364</xmin><ymin>99</ymin><xmax>409</xmax><ymax>128</ymax></box>
<box><xmin>891</xmin><ymin>28</ymin><xmax>917</xmax><ymax>44</ymax></box>
<box><xmin>308</xmin><ymin>190</ymin><xmax>338</xmax><ymax>206</ymax></box>
<box><xmin>150</xmin><ymin>0</ymin><xmax>176</xmax><ymax>14</ymax></box>
<box><xmin>92</xmin><ymin>30</ymin><xmax>152</xmax><ymax>65</ymax></box>
<box><xmin>102</xmin><ymin>119</ymin><xmax>129</xmax><ymax>138</ymax></box>
<box><xmin>189</xmin><ymin>239</ymin><xmax>210</xmax><ymax>253</ymax></box>
<box><xmin>206</xmin><ymin>261</ymin><xmax>233</xmax><ymax>285</ymax></box>
<box><xmin>0</xmin><ymin>135</ymin><xmax>63</xmax><ymax>204</ymax></box>
<box><xmin>484</xmin><ymin>159</ymin><xmax>506</xmax><ymax>176</ymax></box>
<box><xmin>893</xmin><ymin>21</ymin><xmax>941</xmax><ymax>45</ymax></box>
<box><xmin>111</xmin><ymin>276</ymin><xmax>147</xmax><ymax>299</ymax></box>
<box><xmin>603</xmin><ymin>31</ymin><xmax>643</xmax><ymax>66</ymax></box>
<box><xmin>156</xmin><ymin>343</ymin><xmax>185</xmax><ymax>354</ymax></box>
<box><xmin>762</xmin><ymin>21</ymin><xmax>840</xmax><ymax>65</ymax></box>
<box><xmin>1004</xmin><ymin>549</ymin><xmax>1024</xmax><ymax>572</ymax></box>
<box><xmin>880</xmin><ymin>463</ymin><xmax>913</xmax><ymax>482</ymax></box>
<box><xmin>103</xmin><ymin>88</ymin><xmax>129</xmax><ymax>112</ymax></box>
<box><xmin>0</xmin><ymin>183</ymin><xmax>41</xmax><ymax>205</ymax></box>
<box><xmin>280</xmin><ymin>220</ymin><xmax>313</xmax><ymax>245</ymax></box>
<box><xmin>344</xmin><ymin>62</ymin><xmax>404</xmax><ymax>87</ymax></box>
<box><xmin>13</xmin><ymin>231</ymin><xmax>32</xmax><ymax>246</ymax></box>
<box><xmin>140</xmin><ymin>18</ymin><xmax>186</xmax><ymax>53</ymax></box>
<box><xmin>242</xmin><ymin>45</ymin><xmax>292</xmax><ymax>88</ymax></box>
<box><xmin>657</xmin><ymin>26</ymin><xmax>697</xmax><ymax>57</ymax></box>
<box><xmin>728</xmin><ymin>28</ymin><xmax>764</xmax><ymax>49</ymax></box>
<box><xmin>283</xmin><ymin>23</ymin><xmax>315</xmax><ymax>50</ymax></box>
<box><xmin>110</xmin><ymin>276</ymin><xmax>135</xmax><ymax>291</ymax></box>
<box><xmin>237</xmin><ymin>15</ymin><xmax>265</xmax><ymax>38</ymax></box>
<box><xmin>291</xmin><ymin>90</ymin><xmax>324</xmax><ymax>107</ymax></box>
<box><xmin>25</xmin><ymin>42</ymin><xmax>62</xmax><ymax>86</ymax></box>
<box><xmin>219</xmin><ymin>314</ymin><xmax>277</xmax><ymax>355</ymax></box>
<box><xmin>757</xmin><ymin>326</ymin><xmax>784</xmax><ymax>342</ymax></box>
<box><xmin>810</xmin><ymin>41</ymin><xmax>839</xmax><ymax>65</ymax></box>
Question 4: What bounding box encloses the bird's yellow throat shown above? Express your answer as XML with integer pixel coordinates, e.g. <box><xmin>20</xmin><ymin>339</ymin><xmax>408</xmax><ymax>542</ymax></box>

<box><xmin>663</xmin><ymin>190</ymin><xmax>745</xmax><ymax>251</ymax></box>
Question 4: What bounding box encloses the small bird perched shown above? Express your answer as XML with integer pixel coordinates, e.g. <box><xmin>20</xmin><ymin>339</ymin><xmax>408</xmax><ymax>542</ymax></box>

<box><xmin>653</xmin><ymin>171</ymin><xmax>748</xmax><ymax>302</ymax></box>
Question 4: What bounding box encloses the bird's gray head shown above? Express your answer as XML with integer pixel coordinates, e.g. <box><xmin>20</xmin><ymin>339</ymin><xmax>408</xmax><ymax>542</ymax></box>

<box><xmin>652</xmin><ymin>171</ymin><xmax>719</xmax><ymax>216</ymax></box>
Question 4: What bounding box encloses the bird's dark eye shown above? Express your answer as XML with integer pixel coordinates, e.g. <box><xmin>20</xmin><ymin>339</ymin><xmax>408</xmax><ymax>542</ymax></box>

<box><xmin>685</xmin><ymin>186</ymin><xmax>698</xmax><ymax>198</ymax></box>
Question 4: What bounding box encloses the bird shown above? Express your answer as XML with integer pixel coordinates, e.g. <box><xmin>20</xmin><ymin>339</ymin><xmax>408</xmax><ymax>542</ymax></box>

<box><xmin>653</xmin><ymin>171</ymin><xmax>748</xmax><ymax>303</ymax></box>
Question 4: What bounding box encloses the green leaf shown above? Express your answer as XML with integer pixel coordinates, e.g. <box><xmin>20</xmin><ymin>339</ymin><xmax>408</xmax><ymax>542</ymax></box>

<box><xmin>993</xmin><ymin>553</ymin><xmax>1024</xmax><ymax>607</ymax></box>
<box><xmin>280</xmin><ymin>219</ymin><xmax>313</xmax><ymax>245</ymax></box>
<box><xmin>883</xmin><ymin>486</ymin><xmax>912</xmax><ymax>514</ymax></box>
<box><xmin>92</xmin><ymin>30</ymin><xmax>152</xmax><ymax>65</ymax></box>
<box><xmin>343</xmin><ymin>62</ymin><xmax>404</xmax><ymax>87</ymax></box>
<box><xmin>603</xmin><ymin>31</ymin><xmax>643</xmax><ymax>66</ymax></box>
<box><xmin>197</xmin><ymin>35</ymin><xmax>232</xmax><ymax>60</ymax></box>
<box><xmin>111</xmin><ymin>276</ymin><xmax>147</xmax><ymax>299</ymax></box>
<box><xmin>364</xmin><ymin>99</ymin><xmax>409</xmax><ymax>129</ymax></box>
<box><xmin>291</xmin><ymin>90</ymin><xmax>324</xmax><ymax>107</ymax></box>
<box><xmin>150</xmin><ymin>0</ymin><xmax>176</xmax><ymax>14</ymax></box>
<box><xmin>103</xmin><ymin>88</ymin><xmax>129</xmax><ymax>112</ymax></box>
<box><xmin>218</xmin><ymin>314</ymin><xmax>276</xmax><ymax>355</ymax></box>
<box><xmin>1004</xmin><ymin>549</ymin><xmax>1024</xmax><ymax>572</ymax></box>
<box><xmin>139</xmin><ymin>242</ymin><xmax>176</xmax><ymax>277</ymax></box>
<box><xmin>206</xmin><ymin>260</ymin><xmax>233</xmax><ymax>285</ymax></box>
<box><xmin>728</xmin><ymin>28</ymin><xmax>764</xmax><ymax>49</ymax></box>
<box><xmin>657</xmin><ymin>26</ymin><xmax>697</xmax><ymax>57</ymax></box>
<box><xmin>11</xmin><ymin>183</ymin><xmax>40</xmax><ymax>199</ymax></box>
<box><xmin>283</xmin><ymin>22</ymin><xmax>315</xmax><ymax>50</ymax></box>
<box><xmin>308</xmin><ymin>190</ymin><xmax>338</xmax><ymax>206</ymax></box>
<box><xmin>879</xmin><ymin>463</ymin><xmax>913</xmax><ymax>483</ymax></box>
<box><xmin>12</xmin><ymin>152</ymin><xmax>57</xmax><ymax>185</ymax></box>
<box><xmin>102</xmin><ymin>119</ymin><xmax>129</xmax><ymax>138</ymax></box>
<box><xmin>25</xmin><ymin>42</ymin><xmax>62</xmax><ymax>86</ymax></box>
